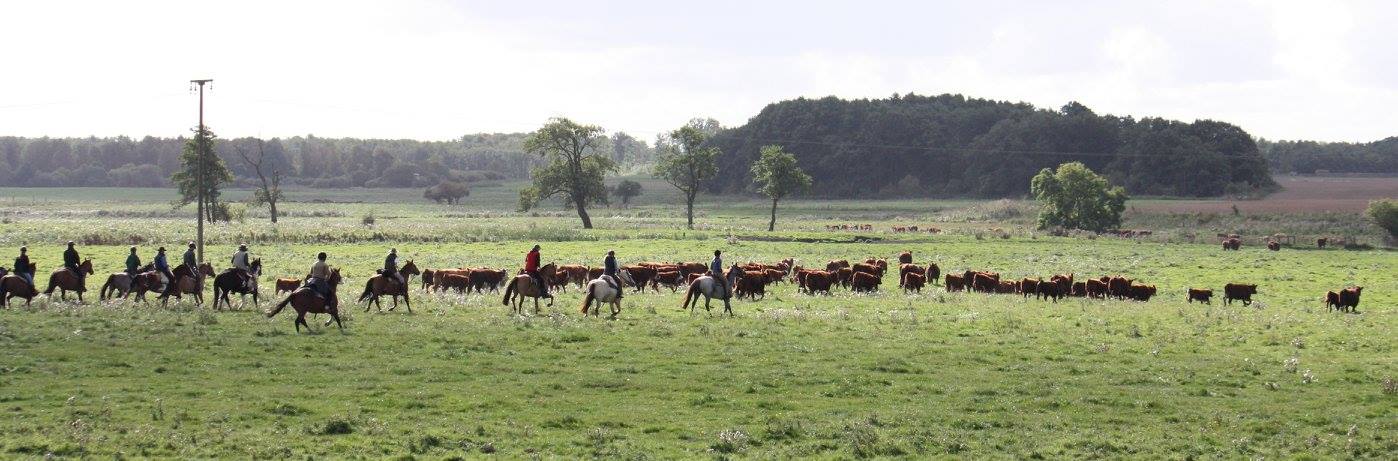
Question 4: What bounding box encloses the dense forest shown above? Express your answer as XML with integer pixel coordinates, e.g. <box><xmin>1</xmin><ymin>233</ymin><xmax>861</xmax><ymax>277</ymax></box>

<box><xmin>703</xmin><ymin>94</ymin><xmax>1276</xmax><ymax>198</ymax></box>
<box><xmin>1259</xmin><ymin>137</ymin><xmax>1398</xmax><ymax>174</ymax></box>
<box><xmin>0</xmin><ymin>132</ymin><xmax>655</xmax><ymax>188</ymax></box>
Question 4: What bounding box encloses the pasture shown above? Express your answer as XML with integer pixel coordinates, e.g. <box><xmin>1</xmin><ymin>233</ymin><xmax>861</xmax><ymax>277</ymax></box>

<box><xmin>0</xmin><ymin>185</ymin><xmax>1394</xmax><ymax>458</ymax></box>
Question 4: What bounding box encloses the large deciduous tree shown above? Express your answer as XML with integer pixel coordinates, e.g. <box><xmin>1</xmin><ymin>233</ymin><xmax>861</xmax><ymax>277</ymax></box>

<box><xmin>1029</xmin><ymin>162</ymin><xmax>1128</xmax><ymax>232</ymax></box>
<box><xmin>611</xmin><ymin>179</ymin><xmax>642</xmax><ymax>208</ymax></box>
<box><xmin>750</xmin><ymin>145</ymin><xmax>812</xmax><ymax>231</ymax></box>
<box><xmin>170</xmin><ymin>126</ymin><xmax>233</xmax><ymax>222</ymax></box>
<box><xmin>654</xmin><ymin>120</ymin><xmax>721</xmax><ymax>228</ymax></box>
<box><xmin>518</xmin><ymin>118</ymin><xmax>616</xmax><ymax>228</ymax></box>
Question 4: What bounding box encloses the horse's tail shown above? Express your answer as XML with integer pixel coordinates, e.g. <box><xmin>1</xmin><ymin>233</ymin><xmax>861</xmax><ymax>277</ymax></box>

<box><xmin>681</xmin><ymin>280</ymin><xmax>698</xmax><ymax>309</ymax></box>
<box><xmin>43</xmin><ymin>276</ymin><xmax>56</xmax><ymax>295</ymax></box>
<box><xmin>581</xmin><ymin>283</ymin><xmax>595</xmax><ymax>314</ymax></box>
<box><xmin>357</xmin><ymin>278</ymin><xmax>374</xmax><ymax>302</ymax></box>
<box><xmin>266</xmin><ymin>296</ymin><xmax>290</xmax><ymax>318</ymax></box>
<box><xmin>502</xmin><ymin>279</ymin><xmax>516</xmax><ymax>306</ymax></box>
<box><xmin>99</xmin><ymin>276</ymin><xmax>114</xmax><ymax>300</ymax></box>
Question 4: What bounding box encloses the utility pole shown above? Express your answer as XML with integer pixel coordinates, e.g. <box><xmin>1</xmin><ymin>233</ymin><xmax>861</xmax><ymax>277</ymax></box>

<box><xmin>190</xmin><ymin>79</ymin><xmax>212</xmax><ymax>262</ymax></box>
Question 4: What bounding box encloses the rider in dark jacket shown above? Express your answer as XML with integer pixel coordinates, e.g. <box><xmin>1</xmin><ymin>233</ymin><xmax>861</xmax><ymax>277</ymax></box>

<box><xmin>125</xmin><ymin>246</ymin><xmax>142</xmax><ymax>277</ymax></box>
<box><xmin>603</xmin><ymin>250</ymin><xmax>622</xmax><ymax>299</ymax></box>
<box><xmin>63</xmin><ymin>241</ymin><xmax>83</xmax><ymax>282</ymax></box>
<box><xmin>153</xmin><ymin>247</ymin><xmax>175</xmax><ymax>291</ymax></box>
<box><xmin>13</xmin><ymin>246</ymin><xmax>32</xmax><ymax>286</ymax></box>
<box><xmin>384</xmin><ymin>248</ymin><xmax>403</xmax><ymax>288</ymax></box>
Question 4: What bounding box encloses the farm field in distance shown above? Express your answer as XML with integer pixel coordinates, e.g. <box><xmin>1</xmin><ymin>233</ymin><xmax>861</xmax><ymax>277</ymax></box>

<box><xmin>0</xmin><ymin>182</ymin><xmax>1394</xmax><ymax>458</ymax></box>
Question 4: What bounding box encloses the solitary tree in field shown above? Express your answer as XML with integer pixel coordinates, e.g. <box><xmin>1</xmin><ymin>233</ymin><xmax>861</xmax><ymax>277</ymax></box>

<box><xmin>1029</xmin><ymin>162</ymin><xmax>1128</xmax><ymax>232</ymax></box>
<box><xmin>234</xmin><ymin>139</ymin><xmax>284</xmax><ymax>223</ymax></box>
<box><xmin>750</xmin><ymin>145</ymin><xmax>812</xmax><ymax>231</ymax></box>
<box><xmin>518</xmin><ymin>118</ymin><xmax>616</xmax><ymax>228</ymax></box>
<box><xmin>1366</xmin><ymin>198</ymin><xmax>1398</xmax><ymax>240</ymax></box>
<box><xmin>654</xmin><ymin>120</ymin><xmax>721</xmax><ymax>228</ymax></box>
<box><xmin>424</xmin><ymin>180</ymin><xmax>470</xmax><ymax>204</ymax></box>
<box><xmin>611</xmin><ymin>180</ymin><xmax>643</xmax><ymax>208</ymax></box>
<box><xmin>171</xmin><ymin>126</ymin><xmax>233</xmax><ymax>223</ymax></box>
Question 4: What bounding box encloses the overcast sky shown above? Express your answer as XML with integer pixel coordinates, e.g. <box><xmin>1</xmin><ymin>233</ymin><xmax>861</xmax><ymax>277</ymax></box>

<box><xmin>1</xmin><ymin>0</ymin><xmax>1393</xmax><ymax>142</ymax></box>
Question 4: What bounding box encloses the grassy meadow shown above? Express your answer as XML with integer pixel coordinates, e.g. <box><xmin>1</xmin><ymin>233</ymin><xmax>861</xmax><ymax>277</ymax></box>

<box><xmin>0</xmin><ymin>182</ymin><xmax>1394</xmax><ymax>459</ymax></box>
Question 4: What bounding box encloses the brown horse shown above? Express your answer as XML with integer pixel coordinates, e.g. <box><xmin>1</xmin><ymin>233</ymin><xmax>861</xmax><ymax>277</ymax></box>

<box><xmin>502</xmin><ymin>263</ymin><xmax>555</xmax><ymax>315</ymax></box>
<box><xmin>266</xmin><ymin>268</ymin><xmax>345</xmax><ymax>332</ymax></box>
<box><xmin>45</xmin><ymin>259</ymin><xmax>94</xmax><ymax>302</ymax></box>
<box><xmin>160</xmin><ymin>263</ymin><xmax>215</xmax><ymax>305</ymax></box>
<box><xmin>0</xmin><ymin>263</ymin><xmax>39</xmax><ymax>307</ymax></box>
<box><xmin>213</xmin><ymin>259</ymin><xmax>262</xmax><ymax>310</ymax></box>
<box><xmin>100</xmin><ymin>270</ymin><xmax>152</xmax><ymax>301</ymax></box>
<box><xmin>358</xmin><ymin>260</ymin><xmax>420</xmax><ymax>312</ymax></box>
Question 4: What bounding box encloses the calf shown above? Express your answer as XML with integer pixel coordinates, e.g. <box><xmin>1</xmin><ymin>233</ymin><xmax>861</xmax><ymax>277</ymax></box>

<box><xmin>926</xmin><ymin>263</ymin><xmax>940</xmax><ymax>285</ymax></box>
<box><xmin>1086</xmin><ymin>279</ymin><xmax>1108</xmax><ymax>299</ymax></box>
<box><xmin>1071</xmin><ymin>281</ymin><xmax>1087</xmax><ymax>297</ymax></box>
<box><xmin>1037</xmin><ymin>280</ymin><xmax>1063</xmax><ymax>302</ymax></box>
<box><xmin>1019</xmin><ymin>278</ymin><xmax>1040</xmax><ymax>299</ymax></box>
<box><xmin>276</xmin><ymin>278</ymin><xmax>302</xmax><ymax>294</ymax></box>
<box><xmin>764</xmin><ymin>269</ymin><xmax>786</xmax><ymax>285</ymax></box>
<box><xmin>898</xmin><ymin>263</ymin><xmax>925</xmax><ymax>288</ymax></box>
<box><xmin>1187</xmin><ymin>288</ymin><xmax>1213</xmax><ymax>304</ymax></box>
<box><xmin>1108</xmin><ymin>276</ymin><xmax>1133</xmax><ymax>300</ymax></box>
<box><xmin>897</xmin><ymin>251</ymin><xmax>913</xmax><ymax>265</ymax></box>
<box><xmin>853</xmin><ymin>262</ymin><xmax>883</xmax><ymax>278</ymax></box>
<box><xmin>1324</xmin><ymin>290</ymin><xmax>1341</xmax><ymax>311</ymax></box>
<box><xmin>653</xmin><ymin>270</ymin><xmax>684</xmax><ymax>292</ymax></box>
<box><xmin>622</xmin><ymin>266</ymin><xmax>658</xmax><ymax>293</ymax></box>
<box><xmin>1266</xmin><ymin>241</ymin><xmax>1280</xmax><ymax>251</ymax></box>
<box><xmin>1316</xmin><ymin>238</ymin><xmax>1327</xmax><ymax>249</ymax></box>
<box><xmin>802</xmin><ymin>270</ymin><xmax>834</xmax><ymax>294</ymax></box>
<box><xmin>837</xmin><ymin>267</ymin><xmax>854</xmax><ymax>288</ymax></box>
<box><xmin>733</xmin><ymin>271</ymin><xmax>767</xmax><ymax>300</ymax></box>
<box><xmin>1223</xmin><ymin>283</ymin><xmax>1258</xmax><ymax>306</ymax></box>
<box><xmin>996</xmin><ymin>280</ymin><xmax>1017</xmax><ymax>294</ymax></box>
<box><xmin>1128</xmin><ymin>284</ymin><xmax>1156</xmax><ymax>302</ymax></box>
<box><xmin>901</xmin><ymin>272</ymin><xmax>925</xmax><ymax>293</ymax></box>
<box><xmin>439</xmin><ymin>274</ymin><xmax>471</xmax><ymax>293</ymax></box>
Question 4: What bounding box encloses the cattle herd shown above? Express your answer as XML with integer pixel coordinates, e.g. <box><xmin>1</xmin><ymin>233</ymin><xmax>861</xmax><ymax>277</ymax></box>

<box><xmin>282</xmin><ymin>250</ymin><xmax>1364</xmax><ymax>314</ymax></box>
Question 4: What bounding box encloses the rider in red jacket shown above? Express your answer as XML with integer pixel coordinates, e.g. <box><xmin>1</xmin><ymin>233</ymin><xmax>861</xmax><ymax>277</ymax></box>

<box><xmin>524</xmin><ymin>245</ymin><xmax>547</xmax><ymax>295</ymax></box>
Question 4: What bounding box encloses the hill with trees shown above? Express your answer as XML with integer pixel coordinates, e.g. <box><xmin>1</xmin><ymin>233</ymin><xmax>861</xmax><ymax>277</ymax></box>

<box><xmin>704</xmin><ymin>94</ymin><xmax>1276</xmax><ymax>198</ymax></box>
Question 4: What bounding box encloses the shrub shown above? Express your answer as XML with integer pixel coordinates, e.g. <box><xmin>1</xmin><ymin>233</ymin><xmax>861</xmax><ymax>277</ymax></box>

<box><xmin>1365</xmin><ymin>199</ymin><xmax>1398</xmax><ymax>239</ymax></box>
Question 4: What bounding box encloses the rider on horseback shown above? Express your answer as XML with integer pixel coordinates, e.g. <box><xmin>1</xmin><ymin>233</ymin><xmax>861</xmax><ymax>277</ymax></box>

<box><xmin>525</xmin><ymin>245</ymin><xmax>549</xmax><ymax>297</ymax></box>
<box><xmin>710</xmin><ymin>250</ymin><xmax>727</xmax><ymax>298</ymax></box>
<box><xmin>383</xmin><ymin>248</ymin><xmax>404</xmax><ymax>291</ymax></box>
<box><xmin>13</xmin><ymin>246</ymin><xmax>32</xmax><ymax>287</ymax></box>
<box><xmin>153</xmin><ymin>247</ymin><xmax>175</xmax><ymax>292</ymax></box>
<box><xmin>125</xmin><ymin>246</ymin><xmax>142</xmax><ymax>278</ymax></box>
<box><xmin>231</xmin><ymin>244</ymin><xmax>252</xmax><ymax>288</ymax></box>
<box><xmin>603</xmin><ymin>250</ymin><xmax>622</xmax><ymax>300</ymax></box>
<box><xmin>63</xmin><ymin>241</ymin><xmax>84</xmax><ymax>283</ymax></box>
<box><xmin>183</xmin><ymin>242</ymin><xmax>197</xmax><ymax>271</ymax></box>
<box><xmin>307</xmin><ymin>252</ymin><xmax>330</xmax><ymax>298</ymax></box>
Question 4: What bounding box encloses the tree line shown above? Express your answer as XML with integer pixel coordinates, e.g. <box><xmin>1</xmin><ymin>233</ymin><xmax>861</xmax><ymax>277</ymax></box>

<box><xmin>1259</xmin><ymin>137</ymin><xmax>1398</xmax><ymax>175</ymax></box>
<box><xmin>702</xmin><ymin>94</ymin><xmax>1278</xmax><ymax>198</ymax></box>
<box><xmin>0</xmin><ymin>132</ymin><xmax>656</xmax><ymax>188</ymax></box>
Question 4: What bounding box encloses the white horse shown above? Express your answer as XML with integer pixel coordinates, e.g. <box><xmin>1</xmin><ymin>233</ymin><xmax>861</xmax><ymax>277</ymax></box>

<box><xmin>680</xmin><ymin>265</ymin><xmax>743</xmax><ymax>316</ymax></box>
<box><xmin>579</xmin><ymin>270</ymin><xmax>636</xmax><ymax>319</ymax></box>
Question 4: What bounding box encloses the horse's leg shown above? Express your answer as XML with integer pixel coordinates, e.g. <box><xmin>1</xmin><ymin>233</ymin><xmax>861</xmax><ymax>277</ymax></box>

<box><xmin>403</xmin><ymin>291</ymin><xmax>411</xmax><ymax>313</ymax></box>
<box><xmin>724</xmin><ymin>299</ymin><xmax>734</xmax><ymax>317</ymax></box>
<box><xmin>295</xmin><ymin>310</ymin><xmax>307</xmax><ymax>333</ymax></box>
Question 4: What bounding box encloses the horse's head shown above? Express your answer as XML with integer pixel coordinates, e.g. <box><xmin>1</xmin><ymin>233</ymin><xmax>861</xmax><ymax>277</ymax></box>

<box><xmin>200</xmin><ymin>263</ymin><xmax>215</xmax><ymax>276</ymax></box>
<box><xmin>616</xmin><ymin>270</ymin><xmax>635</xmax><ymax>287</ymax></box>
<box><xmin>540</xmin><ymin>262</ymin><xmax>556</xmax><ymax>274</ymax></box>
<box><xmin>328</xmin><ymin>268</ymin><xmax>342</xmax><ymax>286</ymax></box>
<box><xmin>249</xmin><ymin>258</ymin><xmax>262</xmax><ymax>275</ymax></box>
<box><xmin>80</xmin><ymin>259</ymin><xmax>94</xmax><ymax>274</ymax></box>
<box><xmin>402</xmin><ymin>260</ymin><xmax>420</xmax><ymax>275</ymax></box>
<box><xmin>139</xmin><ymin>263</ymin><xmax>154</xmax><ymax>273</ymax></box>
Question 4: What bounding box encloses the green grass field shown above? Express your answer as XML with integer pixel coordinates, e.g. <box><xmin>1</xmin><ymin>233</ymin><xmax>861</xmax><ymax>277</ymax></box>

<box><xmin>0</xmin><ymin>187</ymin><xmax>1394</xmax><ymax>458</ymax></box>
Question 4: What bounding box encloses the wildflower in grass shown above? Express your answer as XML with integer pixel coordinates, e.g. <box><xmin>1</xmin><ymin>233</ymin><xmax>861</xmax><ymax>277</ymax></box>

<box><xmin>1291</xmin><ymin>337</ymin><xmax>1305</xmax><ymax>349</ymax></box>
<box><xmin>1383</xmin><ymin>376</ymin><xmax>1397</xmax><ymax>395</ymax></box>
<box><xmin>1301</xmin><ymin>369</ymin><xmax>1315</xmax><ymax>384</ymax></box>
<box><xmin>711</xmin><ymin>428</ymin><xmax>749</xmax><ymax>453</ymax></box>
<box><xmin>1284</xmin><ymin>357</ymin><xmax>1298</xmax><ymax>373</ymax></box>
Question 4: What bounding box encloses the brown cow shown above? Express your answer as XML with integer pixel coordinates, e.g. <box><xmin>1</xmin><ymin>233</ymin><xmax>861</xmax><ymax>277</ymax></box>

<box><xmin>734</xmin><ymin>271</ymin><xmax>768</xmax><ymax>300</ymax></box>
<box><xmin>1086</xmin><ymin>279</ymin><xmax>1108</xmax><ymax>299</ymax></box>
<box><xmin>826</xmin><ymin>259</ymin><xmax>850</xmax><ymax>272</ymax></box>
<box><xmin>901</xmin><ymin>272</ymin><xmax>925</xmax><ymax>293</ymax></box>
<box><xmin>276</xmin><ymin>278</ymin><xmax>302</xmax><ymax>295</ymax></box>
<box><xmin>803</xmin><ymin>270</ymin><xmax>834</xmax><ymax>294</ymax></box>
<box><xmin>438</xmin><ymin>274</ymin><xmax>471</xmax><ymax>293</ymax></box>
<box><xmin>1019</xmin><ymin>278</ymin><xmax>1040</xmax><ymax>299</ymax></box>
<box><xmin>1050</xmin><ymin>274</ymin><xmax>1074</xmax><ymax>294</ymax></box>
<box><xmin>996</xmin><ymin>280</ymin><xmax>1017</xmax><ymax>294</ymax></box>
<box><xmin>588</xmin><ymin>267</ymin><xmax>604</xmax><ymax>280</ymax></box>
<box><xmin>864</xmin><ymin>258</ymin><xmax>889</xmax><ymax>275</ymax></box>
<box><xmin>764</xmin><ymin>269</ymin><xmax>787</xmax><ymax>285</ymax></box>
<box><xmin>1223</xmin><ymin>283</ymin><xmax>1258</xmax><ymax>306</ymax></box>
<box><xmin>653</xmin><ymin>270</ymin><xmax>684</xmax><ymax>292</ymax></box>
<box><xmin>1316</xmin><ymin>238</ymin><xmax>1328</xmax><ymax>249</ymax></box>
<box><xmin>1266</xmin><ymin>241</ymin><xmax>1280</xmax><ymax>251</ymax></box>
<box><xmin>1222</xmin><ymin>238</ymin><xmax>1242</xmax><ymax>250</ymax></box>
<box><xmin>926</xmin><ymin>263</ymin><xmax>940</xmax><ymax>285</ymax></box>
<box><xmin>1337</xmin><ymin>286</ymin><xmax>1363</xmax><ymax>313</ymax></box>
<box><xmin>972</xmin><ymin>272</ymin><xmax>1000</xmax><ymax>293</ymax></box>
<box><xmin>1071</xmin><ymin>281</ymin><xmax>1087</xmax><ymax>297</ymax></box>
<box><xmin>1325</xmin><ymin>290</ymin><xmax>1340</xmax><ymax>311</ymax></box>
<box><xmin>468</xmin><ymin>268</ymin><xmax>507</xmax><ymax>293</ymax></box>
<box><xmin>1128</xmin><ymin>284</ymin><xmax>1156</xmax><ymax>302</ymax></box>
<box><xmin>557</xmin><ymin>264</ymin><xmax>590</xmax><ymax>289</ymax></box>
<box><xmin>687</xmin><ymin>273</ymin><xmax>704</xmax><ymax>284</ymax></box>
<box><xmin>420</xmin><ymin>269</ymin><xmax>435</xmax><ymax>290</ymax></box>
<box><xmin>1108</xmin><ymin>276</ymin><xmax>1133</xmax><ymax>299</ymax></box>
<box><xmin>852</xmin><ymin>271</ymin><xmax>881</xmax><ymax>292</ymax></box>
<box><xmin>945</xmin><ymin>274</ymin><xmax>965</xmax><ymax>292</ymax></box>
<box><xmin>853</xmin><ymin>262</ymin><xmax>882</xmax><ymax>278</ymax></box>
<box><xmin>622</xmin><ymin>266</ymin><xmax>658</xmax><ymax>293</ymax></box>
<box><xmin>1037</xmin><ymin>280</ymin><xmax>1062</xmax><ymax>302</ymax></box>
<box><xmin>898</xmin><ymin>263</ymin><xmax>925</xmax><ymax>288</ymax></box>
<box><xmin>837</xmin><ymin>267</ymin><xmax>854</xmax><ymax>288</ymax></box>
<box><xmin>1187</xmin><ymin>288</ymin><xmax>1213</xmax><ymax>304</ymax></box>
<box><xmin>678</xmin><ymin>262</ymin><xmax>707</xmax><ymax>277</ymax></box>
<box><xmin>897</xmin><ymin>251</ymin><xmax>912</xmax><ymax>265</ymax></box>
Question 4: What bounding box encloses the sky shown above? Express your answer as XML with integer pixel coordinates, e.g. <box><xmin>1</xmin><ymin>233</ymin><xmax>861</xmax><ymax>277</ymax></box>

<box><xmin>0</xmin><ymin>0</ymin><xmax>1394</xmax><ymax>143</ymax></box>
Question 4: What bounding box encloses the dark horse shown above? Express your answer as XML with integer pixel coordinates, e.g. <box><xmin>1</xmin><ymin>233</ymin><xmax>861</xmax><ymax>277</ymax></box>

<box><xmin>0</xmin><ymin>263</ymin><xmax>39</xmax><ymax>307</ymax></box>
<box><xmin>160</xmin><ymin>262</ymin><xmax>216</xmax><ymax>306</ymax></box>
<box><xmin>45</xmin><ymin>259</ymin><xmax>94</xmax><ymax>302</ymax></box>
<box><xmin>358</xmin><ymin>260</ymin><xmax>420</xmax><ymax>313</ymax></box>
<box><xmin>267</xmin><ymin>268</ymin><xmax>344</xmax><ymax>332</ymax></box>
<box><xmin>212</xmin><ymin>259</ymin><xmax>261</xmax><ymax>310</ymax></box>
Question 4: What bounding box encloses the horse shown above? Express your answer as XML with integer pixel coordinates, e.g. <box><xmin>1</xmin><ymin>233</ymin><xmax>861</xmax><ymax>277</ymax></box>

<box><xmin>212</xmin><ymin>259</ymin><xmax>262</xmax><ymax>310</ymax></box>
<box><xmin>680</xmin><ymin>265</ymin><xmax>743</xmax><ymax>316</ymax></box>
<box><xmin>160</xmin><ymin>262</ymin><xmax>215</xmax><ymax>306</ymax></box>
<box><xmin>358</xmin><ymin>260</ymin><xmax>420</xmax><ymax>313</ymax></box>
<box><xmin>501</xmin><ymin>263</ymin><xmax>556</xmax><ymax>315</ymax></box>
<box><xmin>266</xmin><ymin>268</ymin><xmax>345</xmax><ymax>332</ymax></box>
<box><xmin>0</xmin><ymin>263</ymin><xmax>39</xmax><ymax>307</ymax></box>
<box><xmin>579</xmin><ymin>270</ymin><xmax>636</xmax><ymax>319</ymax></box>
<box><xmin>100</xmin><ymin>270</ymin><xmax>151</xmax><ymax>301</ymax></box>
<box><xmin>45</xmin><ymin>259</ymin><xmax>94</xmax><ymax>302</ymax></box>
